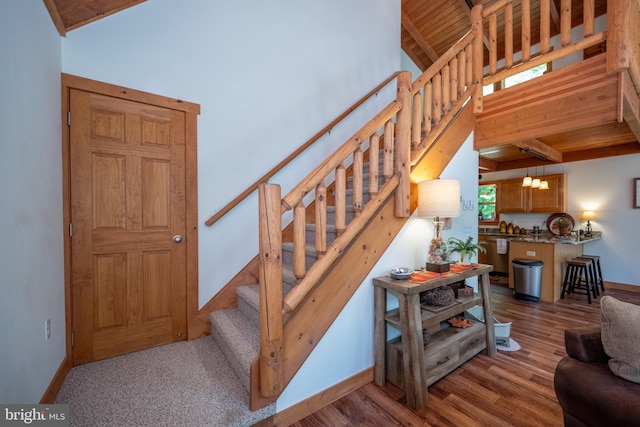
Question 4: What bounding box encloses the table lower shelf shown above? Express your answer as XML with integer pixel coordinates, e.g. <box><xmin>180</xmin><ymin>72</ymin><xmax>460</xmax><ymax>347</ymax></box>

<box><xmin>385</xmin><ymin>320</ymin><xmax>486</xmax><ymax>389</ymax></box>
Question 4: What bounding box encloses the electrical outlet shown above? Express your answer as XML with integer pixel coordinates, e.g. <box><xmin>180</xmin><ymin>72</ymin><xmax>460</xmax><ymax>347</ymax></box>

<box><xmin>45</xmin><ymin>319</ymin><xmax>51</xmax><ymax>341</ymax></box>
<box><xmin>526</xmin><ymin>251</ymin><xmax>536</xmax><ymax>256</ymax></box>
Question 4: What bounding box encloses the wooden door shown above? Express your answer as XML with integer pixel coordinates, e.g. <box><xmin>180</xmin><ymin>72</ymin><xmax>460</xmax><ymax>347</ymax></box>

<box><xmin>70</xmin><ymin>89</ymin><xmax>187</xmax><ymax>364</ymax></box>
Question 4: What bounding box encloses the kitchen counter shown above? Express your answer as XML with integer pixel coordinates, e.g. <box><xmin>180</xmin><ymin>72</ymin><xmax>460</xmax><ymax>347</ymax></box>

<box><xmin>508</xmin><ymin>234</ymin><xmax>601</xmax><ymax>302</ymax></box>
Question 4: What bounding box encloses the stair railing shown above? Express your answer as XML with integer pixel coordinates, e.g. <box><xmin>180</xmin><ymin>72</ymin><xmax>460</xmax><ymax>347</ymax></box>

<box><xmin>204</xmin><ymin>71</ymin><xmax>400</xmax><ymax>228</ymax></box>
<box><xmin>256</xmin><ymin>71</ymin><xmax>412</xmax><ymax>397</ymax></box>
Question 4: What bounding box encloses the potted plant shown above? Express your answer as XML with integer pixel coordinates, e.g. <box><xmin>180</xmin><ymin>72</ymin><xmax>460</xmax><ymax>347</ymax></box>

<box><xmin>447</xmin><ymin>236</ymin><xmax>487</xmax><ymax>265</ymax></box>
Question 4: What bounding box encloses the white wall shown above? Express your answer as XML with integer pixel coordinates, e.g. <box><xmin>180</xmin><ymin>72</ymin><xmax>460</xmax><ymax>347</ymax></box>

<box><xmin>481</xmin><ymin>153</ymin><xmax>640</xmax><ymax>286</ymax></box>
<box><xmin>62</xmin><ymin>0</ymin><xmax>400</xmax><ymax>308</ymax></box>
<box><xmin>0</xmin><ymin>0</ymin><xmax>65</xmax><ymax>403</ymax></box>
<box><xmin>61</xmin><ymin>0</ymin><xmax>400</xmax><ymax>410</ymax></box>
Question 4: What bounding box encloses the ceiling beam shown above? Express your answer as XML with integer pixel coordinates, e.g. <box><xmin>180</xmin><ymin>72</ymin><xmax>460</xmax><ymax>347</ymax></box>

<box><xmin>479</xmin><ymin>157</ymin><xmax>498</xmax><ymax>171</ymax></box>
<box><xmin>401</xmin><ymin>10</ymin><xmax>440</xmax><ymax>63</ymax></box>
<box><xmin>42</xmin><ymin>0</ymin><xmax>66</xmax><ymax>36</ymax></box>
<box><xmin>512</xmin><ymin>139</ymin><xmax>563</xmax><ymax>163</ymax></box>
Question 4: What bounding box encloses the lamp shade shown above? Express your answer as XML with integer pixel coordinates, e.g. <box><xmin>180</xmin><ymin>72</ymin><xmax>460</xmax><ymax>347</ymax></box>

<box><xmin>581</xmin><ymin>211</ymin><xmax>596</xmax><ymax>221</ymax></box>
<box><xmin>418</xmin><ymin>179</ymin><xmax>461</xmax><ymax>218</ymax></box>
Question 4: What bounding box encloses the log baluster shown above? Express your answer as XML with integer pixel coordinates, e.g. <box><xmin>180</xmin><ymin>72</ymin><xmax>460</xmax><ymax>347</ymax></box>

<box><xmin>583</xmin><ymin>0</ymin><xmax>595</xmax><ymax>37</ymax></box>
<box><xmin>442</xmin><ymin>64</ymin><xmax>451</xmax><ymax>113</ymax></box>
<box><xmin>334</xmin><ymin>164</ymin><xmax>346</xmax><ymax>236</ymax></box>
<box><xmin>522</xmin><ymin>0</ymin><xmax>531</xmax><ymax>62</ymax></box>
<box><xmin>465</xmin><ymin>44</ymin><xmax>473</xmax><ymax>88</ymax></box>
<box><xmin>352</xmin><ymin>148</ymin><xmax>364</xmax><ymax>217</ymax></box>
<box><xmin>422</xmin><ymin>81</ymin><xmax>433</xmax><ymax>137</ymax></box>
<box><xmin>458</xmin><ymin>50</ymin><xmax>466</xmax><ymax>97</ymax></box>
<box><xmin>472</xmin><ymin>4</ymin><xmax>484</xmax><ymax>114</ymax></box>
<box><xmin>368</xmin><ymin>134</ymin><xmax>380</xmax><ymax>196</ymax></box>
<box><xmin>293</xmin><ymin>202</ymin><xmax>306</xmax><ymax>280</ymax></box>
<box><xmin>433</xmin><ymin>72</ymin><xmax>442</xmax><ymax>124</ymax></box>
<box><xmin>489</xmin><ymin>12</ymin><xmax>498</xmax><ymax>74</ymax></box>
<box><xmin>540</xmin><ymin>0</ymin><xmax>551</xmax><ymax>54</ymax></box>
<box><xmin>450</xmin><ymin>57</ymin><xmax>458</xmax><ymax>105</ymax></box>
<box><xmin>315</xmin><ymin>182</ymin><xmax>327</xmax><ymax>258</ymax></box>
<box><xmin>561</xmin><ymin>0</ymin><xmax>571</xmax><ymax>47</ymax></box>
<box><xmin>412</xmin><ymin>91</ymin><xmax>422</xmax><ymax>150</ymax></box>
<box><xmin>383</xmin><ymin>121</ymin><xmax>394</xmax><ymax>183</ymax></box>
<box><xmin>505</xmin><ymin>1</ymin><xmax>513</xmax><ymax>68</ymax></box>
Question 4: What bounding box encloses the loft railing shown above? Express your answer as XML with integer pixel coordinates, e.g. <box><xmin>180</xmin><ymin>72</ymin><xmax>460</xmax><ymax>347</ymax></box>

<box><xmin>475</xmin><ymin>0</ymin><xmax>607</xmax><ymax>91</ymax></box>
<box><xmin>204</xmin><ymin>72</ymin><xmax>400</xmax><ymax>228</ymax></box>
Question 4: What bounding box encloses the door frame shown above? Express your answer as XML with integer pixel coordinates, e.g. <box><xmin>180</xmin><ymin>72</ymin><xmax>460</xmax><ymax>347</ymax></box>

<box><xmin>61</xmin><ymin>73</ymin><xmax>200</xmax><ymax>365</ymax></box>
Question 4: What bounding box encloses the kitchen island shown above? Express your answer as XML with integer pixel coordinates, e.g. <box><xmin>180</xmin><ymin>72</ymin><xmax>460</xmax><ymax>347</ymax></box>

<box><xmin>508</xmin><ymin>233</ymin><xmax>601</xmax><ymax>302</ymax></box>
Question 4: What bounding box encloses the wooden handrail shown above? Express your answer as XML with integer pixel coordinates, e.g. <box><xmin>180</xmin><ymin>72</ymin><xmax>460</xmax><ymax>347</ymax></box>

<box><xmin>280</xmin><ymin>100</ymin><xmax>403</xmax><ymax>212</ymax></box>
<box><xmin>204</xmin><ymin>71</ymin><xmax>401</xmax><ymax>227</ymax></box>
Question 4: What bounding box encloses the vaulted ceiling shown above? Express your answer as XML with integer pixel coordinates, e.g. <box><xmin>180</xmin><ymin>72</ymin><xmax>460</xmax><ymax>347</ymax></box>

<box><xmin>44</xmin><ymin>0</ymin><xmax>639</xmax><ymax>171</ymax></box>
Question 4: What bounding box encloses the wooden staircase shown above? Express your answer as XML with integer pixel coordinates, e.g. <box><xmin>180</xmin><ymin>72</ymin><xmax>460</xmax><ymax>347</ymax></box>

<box><xmin>199</xmin><ymin>0</ymin><xmax>640</xmax><ymax>420</ymax></box>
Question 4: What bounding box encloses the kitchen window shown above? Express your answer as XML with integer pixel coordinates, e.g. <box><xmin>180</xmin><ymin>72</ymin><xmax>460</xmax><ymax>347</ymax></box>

<box><xmin>478</xmin><ymin>183</ymin><xmax>497</xmax><ymax>223</ymax></box>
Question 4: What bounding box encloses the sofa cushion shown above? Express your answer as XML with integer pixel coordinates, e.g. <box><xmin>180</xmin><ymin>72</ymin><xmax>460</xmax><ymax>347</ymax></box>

<box><xmin>601</xmin><ymin>296</ymin><xmax>640</xmax><ymax>384</ymax></box>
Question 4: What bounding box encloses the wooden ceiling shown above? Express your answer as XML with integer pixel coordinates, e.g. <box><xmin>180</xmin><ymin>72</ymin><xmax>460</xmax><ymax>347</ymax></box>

<box><xmin>44</xmin><ymin>0</ymin><xmax>640</xmax><ymax>171</ymax></box>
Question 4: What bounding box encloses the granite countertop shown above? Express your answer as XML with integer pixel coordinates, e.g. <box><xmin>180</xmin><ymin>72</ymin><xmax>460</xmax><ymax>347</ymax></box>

<box><xmin>480</xmin><ymin>231</ymin><xmax>602</xmax><ymax>245</ymax></box>
<box><xmin>508</xmin><ymin>233</ymin><xmax>602</xmax><ymax>245</ymax></box>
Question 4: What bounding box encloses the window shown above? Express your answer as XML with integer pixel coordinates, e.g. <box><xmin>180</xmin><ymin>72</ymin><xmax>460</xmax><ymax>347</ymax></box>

<box><xmin>478</xmin><ymin>183</ymin><xmax>497</xmax><ymax>222</ymax></box>
<box><xmin>483</xmin><ymin>63</ymin><xmax>550</xmax><ymax>96</ymax></box>
<box><xmin>503</xmin><ymin>63</ymin><xmax>548</xmax><ymax>88</ymax></box>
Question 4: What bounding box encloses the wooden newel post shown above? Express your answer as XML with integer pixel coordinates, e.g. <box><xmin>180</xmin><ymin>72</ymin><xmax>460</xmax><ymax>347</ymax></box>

<box><xmin>394</xmin><ymin>71</ymin><xmax>412</xmax><ymax>218</ymax></box>
<box><xmin>258</xmin><ymin>183</ymin><xmax>284</xmax><ymax>397</ymax></box>
<box><xmin>471</xmin><ymin>4</ymin><xmax>484</xmax><ymax>114</ymax></box>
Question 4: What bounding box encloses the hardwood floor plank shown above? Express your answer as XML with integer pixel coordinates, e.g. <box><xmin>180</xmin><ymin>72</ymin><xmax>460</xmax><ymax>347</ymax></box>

<box><xmin>293</xmin><ymin>285</ymin><xmax>640</xmax><ymax>426</ymax></box>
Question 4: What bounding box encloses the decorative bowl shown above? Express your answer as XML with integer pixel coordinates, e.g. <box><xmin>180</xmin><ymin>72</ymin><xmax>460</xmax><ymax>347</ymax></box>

<box><xmin>389</xmin><ymin>267</ymin><xmax>413</xmax><ymax>280</ymax></box>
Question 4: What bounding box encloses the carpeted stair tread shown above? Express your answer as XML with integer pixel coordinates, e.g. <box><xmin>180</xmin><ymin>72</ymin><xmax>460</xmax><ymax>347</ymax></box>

<box><xmin>209</xmin><ymin>309</ymin><xmax>258</xmax><ymax>393</ymax></box>
<box><xmin>237</xmin><ymin>283</ymin><xmax>294</xmax><ymax>327</ymax></box>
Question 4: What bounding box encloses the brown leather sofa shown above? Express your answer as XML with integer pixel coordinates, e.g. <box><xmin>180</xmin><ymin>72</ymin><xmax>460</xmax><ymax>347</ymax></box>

<box><xmin>554</xmin><ymin>327</ymin><xmax>640</xmax><ymax>427</ymax></box>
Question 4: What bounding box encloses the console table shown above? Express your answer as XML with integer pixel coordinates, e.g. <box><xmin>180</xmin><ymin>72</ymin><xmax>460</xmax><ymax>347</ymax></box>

<box><xmin>373</xmin><ymin>264</ymin><xmax>496</xmax><ymax>410</ymax></box>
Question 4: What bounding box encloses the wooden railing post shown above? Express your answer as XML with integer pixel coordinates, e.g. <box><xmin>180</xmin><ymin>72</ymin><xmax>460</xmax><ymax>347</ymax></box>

<box><xmin>471</xmin><ymin>4</ymin><xmax>484</xmax><ymax>114</ymax></box>
<box><xmin>607</xmin><ymin>0</ymin><xmax>635</xmax><ymax>75</ymax></box>
<box><xmin>258</xmin><ymin>183</ymin><xmax>283</xmax><ymax>397</ymax></box>
<box><xmin>394</xmin><ymin>71</ymin><xmax>411</xmax><ymax>218</ymax></box>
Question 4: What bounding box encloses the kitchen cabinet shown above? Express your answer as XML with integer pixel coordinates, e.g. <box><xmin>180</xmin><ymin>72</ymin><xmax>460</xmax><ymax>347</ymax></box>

<box><xmin>498</xmin><ymin>173</ymin><xmax>566</xmax><ymax>213</ymax></box>
<box><xmin>373</xmin><ymin>265</ymin><xmax>496</xmax><ymax>410</ymax></box>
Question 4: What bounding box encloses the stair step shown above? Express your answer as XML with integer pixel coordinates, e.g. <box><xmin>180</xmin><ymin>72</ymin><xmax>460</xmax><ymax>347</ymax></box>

<box><xmin>209</xmin><ymin>309</ymin><xmax>258</xmax><ymax>394</ymax></box>
<box><xmin>237</xmin><ymin>282</ymin><xmax>294</xmax><ymax>328</ymax></box>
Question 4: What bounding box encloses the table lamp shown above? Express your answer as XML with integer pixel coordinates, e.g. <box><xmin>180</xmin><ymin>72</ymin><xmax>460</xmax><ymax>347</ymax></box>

<box><xmin>418</xmin><ymin>179</ymin><xmax>461</xmax><ymax>272</ymax></box>
<box><xmin>581</xmin><ymin>211</ymin><xmax>596</xmax><ymax>237</ymax></box>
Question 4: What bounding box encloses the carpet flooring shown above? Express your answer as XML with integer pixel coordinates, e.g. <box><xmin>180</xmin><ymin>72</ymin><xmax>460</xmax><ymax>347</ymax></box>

<box><xmin>54</xmin><ymin>336</ymin><xmax>274</xmax><ymax>427</ymax></box>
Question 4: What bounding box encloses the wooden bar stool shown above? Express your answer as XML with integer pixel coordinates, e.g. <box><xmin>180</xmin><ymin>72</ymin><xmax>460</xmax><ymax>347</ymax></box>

<box><xmin>561</xmin><ymin>258</ymin><xmax>597</xmax><ymax>304</ymax></box>
<box><xmin>578</xmin><ymin>255</ymin><xmax>604</xmax><ymax>293</ymax></box>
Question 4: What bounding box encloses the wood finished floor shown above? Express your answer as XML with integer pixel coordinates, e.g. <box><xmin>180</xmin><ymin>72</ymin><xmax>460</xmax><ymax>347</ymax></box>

<box><xmin>291</xmin><ymin>284</ymin><xmax>640</xmax><ymax>427</ymax></box>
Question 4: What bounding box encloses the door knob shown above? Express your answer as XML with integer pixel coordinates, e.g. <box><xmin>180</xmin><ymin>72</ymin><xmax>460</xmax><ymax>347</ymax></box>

<box><xmin>173</xmin><ymin>235</ymin><xmax>183</xmax><ymax>243</ymax></box>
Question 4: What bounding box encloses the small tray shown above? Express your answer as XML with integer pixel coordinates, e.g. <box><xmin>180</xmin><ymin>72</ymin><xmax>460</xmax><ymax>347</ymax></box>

<box><xmin>389</xmin><ymin>267</ymin><xmax>414</xmax><ymax>280</ymax></box>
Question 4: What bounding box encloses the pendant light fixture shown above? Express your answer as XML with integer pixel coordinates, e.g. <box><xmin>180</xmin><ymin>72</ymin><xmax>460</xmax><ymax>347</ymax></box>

<box><xmin>522</xmin><ymin>167</ymin><xmax>532</xmax><ymax>187</ymax></box>
<box><xmin>531</xmin><ymin>166</ymin><xmax>541</xmax><ymax>188</ymax></box>
<box><xmin>539</xmin><ymin>164</ymin><xmax>549</xmax><ymax>190</ymax></box>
